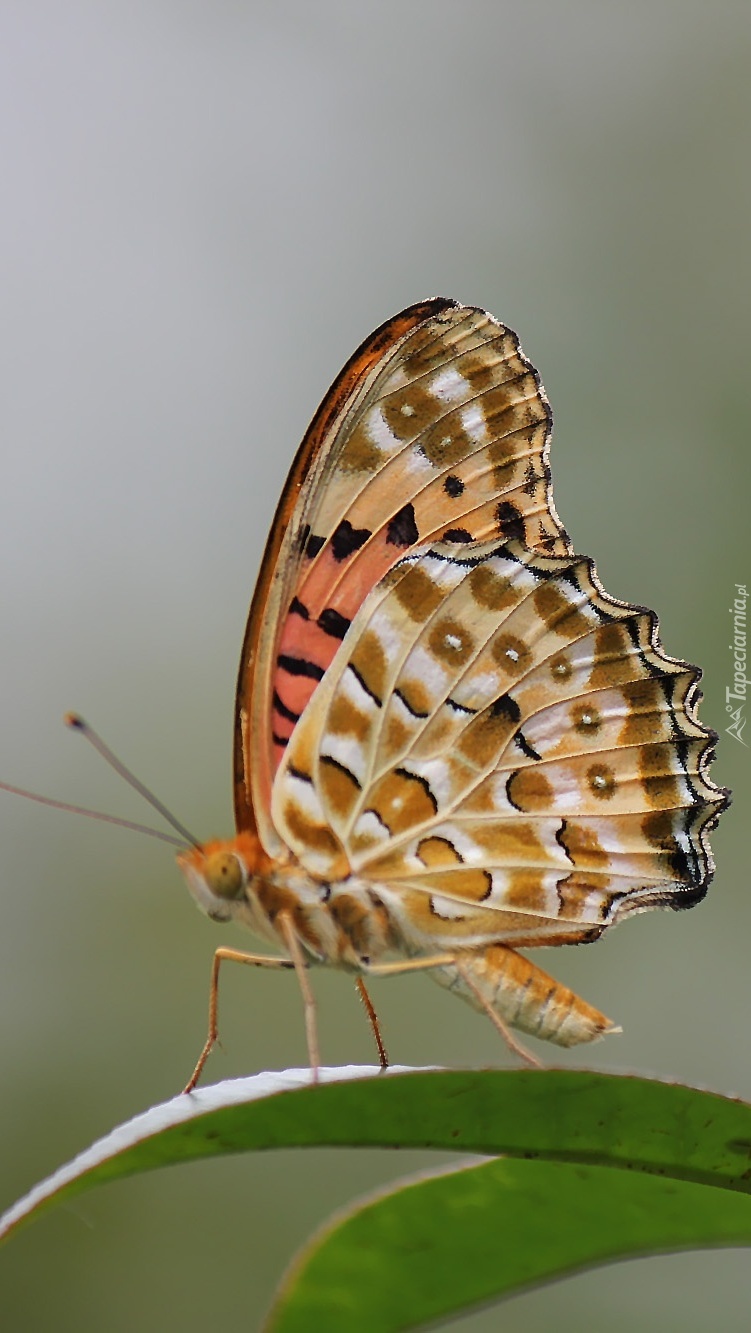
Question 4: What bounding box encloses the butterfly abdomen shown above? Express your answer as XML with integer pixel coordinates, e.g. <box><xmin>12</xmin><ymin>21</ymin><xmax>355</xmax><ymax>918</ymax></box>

<box><xmin>430</xmin><ymin>943</ymin><xmax>617</xmax><ymax>1047</ymax></box>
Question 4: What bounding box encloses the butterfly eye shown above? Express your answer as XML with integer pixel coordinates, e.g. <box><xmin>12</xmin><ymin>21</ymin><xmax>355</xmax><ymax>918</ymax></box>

<box><xmin>204</xmin><ymin>851</ymin><xmax>245</xmax><ymax>900</ymax></box>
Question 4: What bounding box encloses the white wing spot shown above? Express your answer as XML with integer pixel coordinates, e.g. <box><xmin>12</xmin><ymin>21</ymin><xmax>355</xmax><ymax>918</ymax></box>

<box><xmin>364</xmin><ymin>406</ymin><xmax>402</xmax><ymax>454</ymax></box>
<box><xmin>461</xmin><ymin>401</ymin><xmax>487</xmax><ymax>443</ymax></box>
<box><xmin>430</xmin><ymin>895</ymin><xmax>469</xmax><ymax>921</ymax></box>
<box><xmin>430</xmin><ymin>367</ymin><xmax>470</xmax><ymax>403</ymax></box>
<box><xmin>400</xmin><ymin>402</ymin><xmax>416</xmax><ymax>417</ymax></box>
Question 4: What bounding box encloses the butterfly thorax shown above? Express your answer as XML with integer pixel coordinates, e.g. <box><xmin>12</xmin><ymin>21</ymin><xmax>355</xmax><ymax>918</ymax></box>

<box><xmin>177</xmin><ymin>834</ymin><xmax>397</xmax><ymax>970</ymax></box>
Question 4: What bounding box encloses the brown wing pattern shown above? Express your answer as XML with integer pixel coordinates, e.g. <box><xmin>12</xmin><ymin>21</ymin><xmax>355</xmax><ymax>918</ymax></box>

<box><xmin>235</xmin><ymin>300</ymin><xmax>568</xmax><ymax>853</ymax></box>
<box><xmin>272</xmin><ymin>539</ymin><xmax>728</xmax><ymax>950</ymax></box>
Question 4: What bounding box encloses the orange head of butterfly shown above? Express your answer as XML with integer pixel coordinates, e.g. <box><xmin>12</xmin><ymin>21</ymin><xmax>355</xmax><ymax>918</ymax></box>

<box><xmin>177</xmin><ymin>832</ymin><xmax>265</xmax><ymax>925</ymax></box>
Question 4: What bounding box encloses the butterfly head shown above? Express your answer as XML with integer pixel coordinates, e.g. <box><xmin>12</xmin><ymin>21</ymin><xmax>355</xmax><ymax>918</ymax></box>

<box><xmin>177</xmin><ymin>832</ymin><xmax>263</xmax><ymax>924</ymax></box>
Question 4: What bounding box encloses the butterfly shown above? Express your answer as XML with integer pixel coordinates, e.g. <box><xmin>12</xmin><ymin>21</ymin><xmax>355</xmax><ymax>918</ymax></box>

<box><xmin>178</xmin><ymin>297</ymin><xmax>729</xmax><ymax>1088</ymax></box>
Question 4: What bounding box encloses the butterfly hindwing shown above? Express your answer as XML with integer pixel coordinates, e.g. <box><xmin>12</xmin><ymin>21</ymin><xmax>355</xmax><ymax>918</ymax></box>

<box><xmin>272</xmin><ymin>538</ymin><xmax>726</xmax><ymax>952</ymax></box>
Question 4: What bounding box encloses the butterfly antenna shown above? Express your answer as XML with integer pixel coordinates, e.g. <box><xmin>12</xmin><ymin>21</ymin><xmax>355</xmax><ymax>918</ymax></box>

<box><xmin>0</xmin><ymin>780</ymin><xmax>187</xmax><ymax>848</ymax></box>
<box><xmin>64</xmin><ymin>713</ymin><xmax>200</xmax><ymax>848</ymax></box>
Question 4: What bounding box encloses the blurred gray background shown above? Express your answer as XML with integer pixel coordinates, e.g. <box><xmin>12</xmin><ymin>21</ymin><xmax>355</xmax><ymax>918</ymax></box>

<box><xmin>1</xmin><ymin>3</ymin><xmax>748</xmax><ymax>1330</ymax></box>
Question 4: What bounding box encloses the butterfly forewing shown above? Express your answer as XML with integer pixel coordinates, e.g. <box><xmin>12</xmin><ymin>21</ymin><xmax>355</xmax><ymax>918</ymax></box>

<box><xmin>233</xmin><ymin>299</ymin><xmax>452</xmax><ymax>845</ymax></box>
<box><xmin>235</xmin><ymin>300</ymin><xmax>570</xmax><ymax>855</ymax></box>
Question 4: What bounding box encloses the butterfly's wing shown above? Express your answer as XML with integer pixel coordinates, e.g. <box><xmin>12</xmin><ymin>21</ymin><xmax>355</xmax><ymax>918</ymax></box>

<box><xmin>272</xmin><ymin>539</ymin><xmax>728</xmax><ymax>950</ymax></box>
<box><xmin>235</xmin><ymin>300</ymin><xmax>570</xmax><ymax>854</ymax></box>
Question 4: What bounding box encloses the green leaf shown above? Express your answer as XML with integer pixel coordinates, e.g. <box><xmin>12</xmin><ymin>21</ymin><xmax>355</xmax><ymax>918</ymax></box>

<box><xmin>2</xmin><ymin>1066</ymin><xmax>750</xmax><ymax>1330</ymax></box>
<box><xmin>268</xmin><ymin>1156</ymin><xmax>751</xmax><ymax>1332</ymax></box>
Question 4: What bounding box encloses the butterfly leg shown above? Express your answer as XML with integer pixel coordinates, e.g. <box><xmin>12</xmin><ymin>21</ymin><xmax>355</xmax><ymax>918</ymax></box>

<box><xmin>363</xmin><ymin>953</ymin><xmax>542</xmax><ymax>1067</ymax></box>
<box><xmin>183</xmin><ymin>946</ymin><xmax>295</xmax><ymax>1094</ymax></box>
<box><xmin>355</xmin><ymin>976</ymin><xmax>389</xmax><ymax>1069</ymax></box>
<box><xmin>364</xmin><ymin>955</ymin><xmax>458</xmax><ymax>977</ymax></box>
<box><xmin>363</xmin><ymin>954</ymin><xmax>463</xmax><ymax>1062</ymax></box>
<box><xmin>277</xmin><ymin>912</ymin><xmax>321</xmax><ymax>1083</ymax></box>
